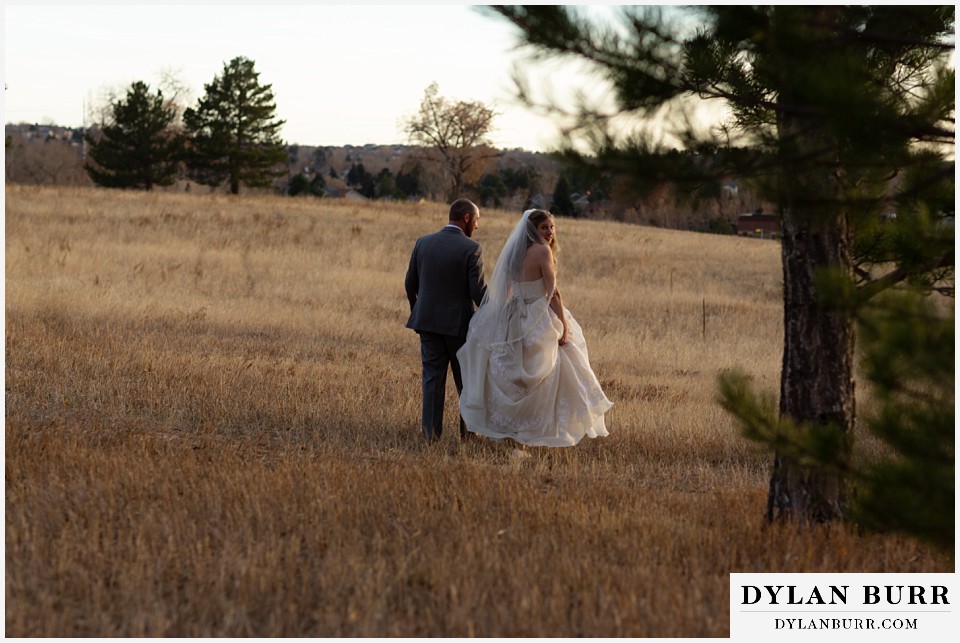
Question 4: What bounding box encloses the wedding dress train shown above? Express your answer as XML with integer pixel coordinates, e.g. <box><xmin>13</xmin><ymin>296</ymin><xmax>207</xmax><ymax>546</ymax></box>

<box><xmin>458</xmin><ymin>278</ymin><xmax>612</xmax><ymax>447</ymax></box>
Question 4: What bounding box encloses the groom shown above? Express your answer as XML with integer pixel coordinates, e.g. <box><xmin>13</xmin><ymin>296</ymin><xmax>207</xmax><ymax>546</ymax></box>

<box><xmin>405</xmin><ymin>198</ymin><xmax>486</xmax><ymax>444</ymax></box>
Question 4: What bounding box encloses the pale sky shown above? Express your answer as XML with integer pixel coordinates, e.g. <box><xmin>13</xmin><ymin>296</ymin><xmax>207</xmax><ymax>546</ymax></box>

<box><xmin>2</xmin><ymin>2</ymin><xmax>628</xmax><ymax>153</ymax></box>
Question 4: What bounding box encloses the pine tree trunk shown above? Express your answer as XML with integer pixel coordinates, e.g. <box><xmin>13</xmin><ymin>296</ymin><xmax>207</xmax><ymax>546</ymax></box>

<box><xmin>768</xmin><ymin>210</ymin><xmax>856</xmax><ymax>523</ymax></box>
<box><xmin>768</xmin><ymin>4</ymin><xmax>856</xmax><ymax>524</ymax></box>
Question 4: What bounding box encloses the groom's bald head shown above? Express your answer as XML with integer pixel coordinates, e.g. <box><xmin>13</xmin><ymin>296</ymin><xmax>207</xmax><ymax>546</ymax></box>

<box><xmin>449</xmin><ymin>198</ymin><xmax>478</xmax><ymax>222</ymax></box>
<box><xmin>448</xmin><ymin>198</ymin><xmax>480</xmax><ymax>237</ymax></box>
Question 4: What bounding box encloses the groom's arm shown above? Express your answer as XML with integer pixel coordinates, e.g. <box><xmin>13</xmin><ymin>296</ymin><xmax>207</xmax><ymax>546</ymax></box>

<box><xmin>467</xmin><ymin>244</ymin><xmax>486</xmax><ymax>307</ymax></box>
<box><xmin>404</xmin><ymin>242</ymin><xmax>420</xmax><ymax>311</ymax></box>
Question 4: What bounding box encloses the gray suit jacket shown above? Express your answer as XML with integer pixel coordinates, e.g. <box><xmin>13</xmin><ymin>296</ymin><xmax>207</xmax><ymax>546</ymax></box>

<box><xmin>405</xmin><ymin>226</ymin><xmax>486</xmax><ymax>338</ymax></box>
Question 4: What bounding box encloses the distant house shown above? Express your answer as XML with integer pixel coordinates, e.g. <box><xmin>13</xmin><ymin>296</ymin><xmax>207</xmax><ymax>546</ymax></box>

<box><xmin>736</xmin><ymin>211</ymin><xmax>781</xmax><ymax>239</ymax></box>
<box><xmin>343</xmin><ymin>188</ymin><xmax>369</xmax><ymax>201</ymax></box>
<box><xmin>572</xmin><ymin>193</ymin><xmax>591</xmax><ymax>216</ymax></box>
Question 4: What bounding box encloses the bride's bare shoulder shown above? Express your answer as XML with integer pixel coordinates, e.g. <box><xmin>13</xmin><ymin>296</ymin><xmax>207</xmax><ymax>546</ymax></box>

<box><xmin>525</xmin><ymin>243</ymin><xmax>551</xmax><ymax>261</ymax></box>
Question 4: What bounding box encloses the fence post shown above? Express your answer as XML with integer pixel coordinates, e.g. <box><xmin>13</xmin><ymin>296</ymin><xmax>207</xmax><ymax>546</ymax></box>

<box><xmin>702</xmin><ymin>298</ymin><xmax>706</xmax><ymax>340</ymax></box>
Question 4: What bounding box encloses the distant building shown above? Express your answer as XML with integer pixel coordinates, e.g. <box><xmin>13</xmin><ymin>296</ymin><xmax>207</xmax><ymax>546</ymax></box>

<box><xmin>736</xmin><ymin>211</ymin><xmax>781</xmax><ymax>239</ymax></box>
<box><xmin>572</xmin><ymin>193</ymin><xmax>591</xmax><ymax>217</ymax></box>
<box><xmin>343</xmin><ymin>188</ymin><xmax>369</xmax><ymax>201</ymax></box>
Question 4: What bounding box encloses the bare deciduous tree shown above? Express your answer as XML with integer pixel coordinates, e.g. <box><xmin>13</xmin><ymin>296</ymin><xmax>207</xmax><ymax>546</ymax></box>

<box><xmin>156</xmin><ymin>67</ymin><xmax>194</xmax><ymax>129</ymax></box>
<box><xmin>5</xmin><ymin>134</ymin><xmax>90</xmax><ymax>186</ymax></box>
<box><xmin>403</xmin><ymin>82</ymin><xmax>498</xmax><ymax>201</ymax></box>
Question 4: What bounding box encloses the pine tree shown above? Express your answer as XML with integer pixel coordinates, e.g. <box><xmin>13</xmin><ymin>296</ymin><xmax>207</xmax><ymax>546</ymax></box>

<box><xmin>491</xmin><ymin>6</ymin><xmax>954</xmax><ymax>538</ymax></box>
<box><xmin>396</xmin><ymin>162</ymin><xmax>427</xmax><ymax>198</ymax></box>
<box><xmin>84</xmin><ymin>81</ymin><xmax>182</xmax><ymax>190</ymax></box>
<box><xmin>286</xmin><ymin>172</ymin><xmax>326</xmax><ymax>197</ymax></box>
<box><xmin>183</xmin><ymin>56</ymin><xmax>287</xmax><ymax>195</ymax></box>
<box><xmin>853</xmin><ymin>289</ymin><xmax>954</xmax><ymax>550</ymax></box>
<box><xmin>346</xmin><ymin>162</ymin><xmax>369</xmax><ymax>187</ymax></box>
<box><xmin>474</xmin><ymin>172</ymin><xmax>509</xmax><ymax>207</ymax></box>
<box><xmin>550</xmin><ymin>174</ymin><xmax>575</xmax><ymax>216</ymax></box>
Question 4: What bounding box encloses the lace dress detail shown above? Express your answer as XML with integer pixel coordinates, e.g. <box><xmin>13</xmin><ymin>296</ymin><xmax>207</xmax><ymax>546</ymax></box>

<box><xmin>458</xmin><ymin>278</ymin><xmax>613</xmax><ymax>447</ymax></box>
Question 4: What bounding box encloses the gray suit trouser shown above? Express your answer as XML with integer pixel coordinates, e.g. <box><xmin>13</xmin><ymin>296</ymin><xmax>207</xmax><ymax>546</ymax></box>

<box><xmin>419</xmin><ymin>331</ymin><xmax>467</xmax><ymax>443</ymax></box>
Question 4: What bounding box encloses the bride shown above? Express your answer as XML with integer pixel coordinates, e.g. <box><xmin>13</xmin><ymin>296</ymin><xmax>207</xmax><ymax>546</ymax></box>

<box><xmin>457</xmin><ymin>209</ymin><xmax>613</xmax><ymax>447</ymax></box>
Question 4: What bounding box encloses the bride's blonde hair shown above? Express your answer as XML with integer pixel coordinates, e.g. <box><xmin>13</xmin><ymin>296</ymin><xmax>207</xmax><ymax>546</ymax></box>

<box><xmin>526</xmin><ymin>209</ymin><xmax>559</xmax><ymax>257</ymax></box>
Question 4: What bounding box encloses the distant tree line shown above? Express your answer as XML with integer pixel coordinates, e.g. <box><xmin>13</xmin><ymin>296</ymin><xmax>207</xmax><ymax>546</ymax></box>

<box><xmin>12</xmin><ymin>60</ymin><xmax>769</xmax><ymax>235</ymax></box>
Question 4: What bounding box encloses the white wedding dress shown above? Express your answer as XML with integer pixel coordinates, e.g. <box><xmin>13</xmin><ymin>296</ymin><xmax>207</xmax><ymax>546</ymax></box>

<box><xmin>458</xmin><ymin>277</ymin><xmax>613</xmax><ymax>447</ymax></box>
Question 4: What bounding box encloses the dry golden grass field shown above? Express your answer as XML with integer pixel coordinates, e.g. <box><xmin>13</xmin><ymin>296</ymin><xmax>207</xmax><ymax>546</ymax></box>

<box><xmin>4</xmin><ymin>185</ymin><xmax>951</xmax><ymax>637</ymax></box>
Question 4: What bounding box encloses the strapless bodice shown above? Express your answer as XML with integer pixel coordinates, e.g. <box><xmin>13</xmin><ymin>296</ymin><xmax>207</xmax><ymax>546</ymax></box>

<box><xmin>515</xmin><ymin>278</ymin><xmax>547</xmax><ymax>302</ymax></box>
